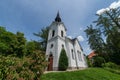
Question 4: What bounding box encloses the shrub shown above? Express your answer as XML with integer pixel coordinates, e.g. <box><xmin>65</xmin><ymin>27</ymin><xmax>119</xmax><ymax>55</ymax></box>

<box><xmin>93</xmin><ymin>56</ymin><xmax>105</xmax><ymax>67</ymax></box>
<box><xmin>102</xmin><ymin>62</ymin><xmax>120</xmax><ymax>74</ymax></box>
<box><xmin>0</xmin><ymin>51</ymin><xmax>48</xmax><ymax>80</ymax></box>
<box><xmin>58</xmin><ymin>49</ymin><xmax>68</xmax><ymax>71</ymax></box>
<box><xmin>102</xmin><ymin>62</ymin><xmax>119</xmax><ymax>69</ymax></box>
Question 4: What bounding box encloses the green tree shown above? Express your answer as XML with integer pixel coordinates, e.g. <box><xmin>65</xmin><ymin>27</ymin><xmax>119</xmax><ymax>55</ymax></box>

<box><xmin>0</xmin><ymin>26</ymin><xmax>27</xmax><ymax>57</ymax></box>
<box><xmin>85</xmin><ymin>25</ymin><xmax>104</xmax><ymax>53</ymax></box>
<box><xmin>33</xmin><ymin>27</ymin><xmax>49</xmax><ymax>51</ymax></box>
<box><xmin>26</xmin><ymin>41</ymin><xmax>36</xmax><ymax>55</ymax></box>
<box><xmin>0</xmin><ymin>26</ymin><xmax>48</xmax><ymax>79</ymax></box>
<box><xmin>85</xmin><ymin>7</ymin><xmax>120</xmax><ymax>64</ymax></box>
<box><xmin>15</xmin><ymin>32</ymin><xmax>26</xmax><ymax>57</ymax></box>
<box><xmin>93</xmin><ymin>56</ymin><xmax>105</xmax><ymax>67</ymax></box>
<box><xmin>95</xmin><ymin>8</ymin><xmax>120</xmax><ymax>64</ymax></box>
<box><xmin>58</xmin><ymin>49</ymin><xmax>68</xmax><ymax>71</ymax></box>
<box><xmin>0</xmin><ymin>26</ymin><xmax>18</xmax><ymax>55</ymax></box>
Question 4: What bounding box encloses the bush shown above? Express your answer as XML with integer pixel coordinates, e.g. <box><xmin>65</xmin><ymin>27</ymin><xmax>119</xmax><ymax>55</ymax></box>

<box><xmin>0</xmin><ymin>51</ymin><xmax>48</xmax><ymax>80</ymax></box>
<box><xmin>93</xmin><ymin>56</ymin><xmax>105</xmax><ymax>67</ymax></box>
<box><xmin>102</xmin><ymin>62</ymin><xmax>119</xmax><ymax>69</ymax></box>
<box><xmin>58</xmin><ymin>49</ymin><xmax>68</xmax><ymax>71</ymax></box>
<box><xmin>102</xmin><ymin>62</ymin><xmax>120</xmax><ymax>74</ymax></box>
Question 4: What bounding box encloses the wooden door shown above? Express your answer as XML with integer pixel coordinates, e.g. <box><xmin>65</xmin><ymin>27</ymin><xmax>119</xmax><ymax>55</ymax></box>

<box><xmin>47</xmin><ymin>54</ymin><xmax>53</xmax><ymax>71</ymax></box>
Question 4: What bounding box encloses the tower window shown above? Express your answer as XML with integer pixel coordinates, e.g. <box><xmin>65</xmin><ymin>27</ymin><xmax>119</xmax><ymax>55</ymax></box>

<box><xmin>52</xmin><ymin>30</ymin><xmax>55</xmax><ymax>37</ymax></box>
<box><xmin>50</xmin><ymin>44</ymin><xmax>54</xmax><ymax>48</ymax></box>
<box><xmin>71</xmin><ymin>49</ymin><xmax>74</xmax><ymax>59</ymax></box>
<box><xmin>61</xmin><ymin>30</ymin><xmax>64</xmax><ymax>37</ymax></box>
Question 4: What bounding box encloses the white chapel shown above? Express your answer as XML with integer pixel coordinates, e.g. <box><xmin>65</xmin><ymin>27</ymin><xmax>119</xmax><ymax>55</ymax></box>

<box><xmin>46</xmin><ymin>12</ymin><xmax>87</xmax><ymax>71</ymax></box>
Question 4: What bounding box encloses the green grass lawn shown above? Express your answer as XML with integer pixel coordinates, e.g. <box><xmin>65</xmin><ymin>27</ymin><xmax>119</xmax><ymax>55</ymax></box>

<box><xmin>41</xmin><ymin>68</ymin><xmax>120</xmax><ymax>80</ymax></box>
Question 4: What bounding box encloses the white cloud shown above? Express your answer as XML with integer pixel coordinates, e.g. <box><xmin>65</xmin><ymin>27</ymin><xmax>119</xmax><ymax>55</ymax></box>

<box><xmin>96</xmin><ymin>8</ymin><xmax>107</xmax><ymax>15</ymax></box>
<box><xmin>77</xmin><ymin>36</ymin><xmax>84</xmax><ymax>42</ymax></box>
<box><xmin>110</xmin><ymin>0</ymin><xmax>120</xmax><ymax>9</ymax></box>
<box><xmin>97</xmin><ymin>0</ymin><xmax>120</xmax><ymax>15</ymax></box>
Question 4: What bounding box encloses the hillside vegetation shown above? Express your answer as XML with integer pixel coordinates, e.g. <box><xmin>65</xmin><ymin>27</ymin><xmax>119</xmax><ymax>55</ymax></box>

<box><xmin>41</xmin><ymin>68</ymin><xmax>120</xmax><ymax>80</ymax></box>
<box><xmin>0</xmin><ymin>26</ymin><xmax>48</xmax><ymax>79</ymax></box>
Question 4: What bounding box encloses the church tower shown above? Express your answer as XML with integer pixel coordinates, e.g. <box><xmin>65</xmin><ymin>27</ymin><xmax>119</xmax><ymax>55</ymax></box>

<box><xmin>46</xmin><ymin>12</ymin><xmax>67</xmax><ymax>71</ymax></box>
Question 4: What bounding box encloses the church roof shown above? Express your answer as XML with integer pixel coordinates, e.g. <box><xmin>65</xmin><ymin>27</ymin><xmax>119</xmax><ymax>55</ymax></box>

<box><xmin>66</xmin><ymin>37</ymin><xmax>78</xmax><ymax>43</ymax></box>
<box><xmin>55</xmin><ymin>11</ymin><xmax>61</xmax><ymax>22</ymax></box>
<box><xmin>66</xmin><ymin>37</ymin><xmax>83</xmax><ymax>51</ymax></box>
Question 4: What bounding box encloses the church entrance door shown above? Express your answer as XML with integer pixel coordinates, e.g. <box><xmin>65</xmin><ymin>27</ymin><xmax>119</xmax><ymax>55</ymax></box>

<box><xmin>47</xmin><ymin>54</ymin><xmax>53</xmax><ymax>71</ymax></box>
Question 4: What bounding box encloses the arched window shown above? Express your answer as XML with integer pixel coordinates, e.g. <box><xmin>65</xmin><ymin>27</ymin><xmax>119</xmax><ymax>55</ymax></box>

<box><xmin>61</xmin><ymin>30</ymin><xmax>64</xmax><ymax>37</ymax></box>
<box><xmin>52</xmin><ymin>30</ymin><xmax>55</xmax><ymax>37</ymax></box>
<box><xmin>71</xmin><ymin>49</ymin><xmax>74</xmax><ymax>59</ymax></box>
<box><xmin>77</xmin><ymin>50</ymin><xmax>82</xmax><ymax>61</ymax></box>
<box><xmin>50</xmin><ymin>44</ymin><xmax>53</xmax><ymax>48</ymax></box>
<box><xmin>62</xmin><ymin>44</ymin><xmax>64</xmax><ymax>48</ymax></box>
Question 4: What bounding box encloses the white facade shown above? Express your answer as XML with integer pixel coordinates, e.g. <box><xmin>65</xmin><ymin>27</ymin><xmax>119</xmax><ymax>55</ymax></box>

<box><xmin>46</xmin><ymin>12</ymin><xmax>87</xmax><ymax>71</ymax></box>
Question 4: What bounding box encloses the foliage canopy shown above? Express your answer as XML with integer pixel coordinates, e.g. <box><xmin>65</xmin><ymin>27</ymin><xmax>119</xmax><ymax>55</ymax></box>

<box><xmin>0</xmin><ymin>26</ymin><xmax>48</xmax><ymax>79</ymax></box>
<box><xmin>85</xmin><ymin>7</ymin><xmax>120</xmax><ymax>64</ymax></box>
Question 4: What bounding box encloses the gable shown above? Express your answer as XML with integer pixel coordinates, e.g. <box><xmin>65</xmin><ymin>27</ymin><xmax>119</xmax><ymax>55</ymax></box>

<box><xmin>74</xmin><ymin>39</ymin><xmax>83</xmax><ymax>51</ymax></box>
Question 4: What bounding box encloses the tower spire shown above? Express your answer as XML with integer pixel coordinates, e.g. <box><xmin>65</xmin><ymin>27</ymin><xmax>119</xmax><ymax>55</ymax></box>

<box><xmin>55</xmin><ymin>11</ymin><xmax>61</xmax><ymax>22</ymax></box>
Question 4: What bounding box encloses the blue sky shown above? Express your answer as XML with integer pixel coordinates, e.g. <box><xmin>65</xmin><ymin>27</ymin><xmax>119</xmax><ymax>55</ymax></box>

<box><xmin>0</xmin><ymin>0</ymin><xmax>117</xmax><ymax>55</ymax></box>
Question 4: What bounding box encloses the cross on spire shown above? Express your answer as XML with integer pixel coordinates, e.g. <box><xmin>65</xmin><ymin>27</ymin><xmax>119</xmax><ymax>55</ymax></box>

<box><xmin>55</xmin><ymin>11</ymin><xmax>61</xmax><ymax>22</ymax></box>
